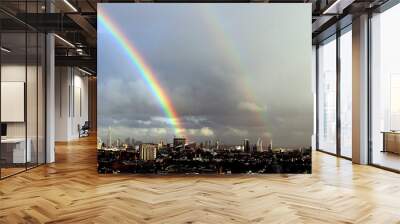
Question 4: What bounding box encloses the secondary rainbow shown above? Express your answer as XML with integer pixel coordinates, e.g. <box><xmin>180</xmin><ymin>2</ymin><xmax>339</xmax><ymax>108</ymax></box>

<box><xmin>98</xmin><ymin>9</ymin><xmax>185</xmax><ymax>136</ymax></box>
<box><xmin>200</xmin><ymin>5</ymin><xmax>268</xmax><ymax>129</ymax></box>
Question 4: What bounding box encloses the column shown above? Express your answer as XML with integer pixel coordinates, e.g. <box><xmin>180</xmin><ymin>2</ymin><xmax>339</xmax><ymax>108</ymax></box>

<box><xmin>352</xmin><ymin>14</ymin><xmax>369</xmax><ymax>164</ymax></box>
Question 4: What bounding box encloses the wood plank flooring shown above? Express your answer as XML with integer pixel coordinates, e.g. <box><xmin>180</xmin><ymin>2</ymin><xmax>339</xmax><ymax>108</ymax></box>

<box><xmin>1</xmin><ymin>135</ymin><xmax>400</xmax><ymax>224</ymax></box>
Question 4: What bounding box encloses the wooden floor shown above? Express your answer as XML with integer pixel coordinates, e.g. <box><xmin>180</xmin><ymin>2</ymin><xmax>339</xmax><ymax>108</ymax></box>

<box><xmin>1</xmin><ymin>135</ymin><xmax>400</xmax><ymax>224</ymax></box>
<box><xmin>1</xmin><ymin>167</ymin><xmax>26</xmax><ymax>178</ymax></box>
<box><xmin>373</xmin><ymin>150</ymin><xmax>400</xmax><ymax>171</ymax></box>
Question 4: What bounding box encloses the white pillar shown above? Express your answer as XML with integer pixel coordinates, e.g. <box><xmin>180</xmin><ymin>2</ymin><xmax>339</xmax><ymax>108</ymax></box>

<box><xmin>352</xmin><ymin>14</ymin><xmax>369</xmax><ymax>164</ymax></box>
<box><xmin>46</xmin><ymin>32</ymin><xmax>55</xmax><ymax>163</ymax></box>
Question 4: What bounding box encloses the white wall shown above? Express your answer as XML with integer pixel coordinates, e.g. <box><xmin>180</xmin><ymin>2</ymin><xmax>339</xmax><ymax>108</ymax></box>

<box><xmin>1</xmin><ymin>63</ymin><xmax>46</xmax><ymax>163</ymax></box>
<box><xmin>1</xmin><ymin>65</ymin><xmax>40</xmax><ymax>137</ymax></box>
<box><xmin>55</xmin><ymin>67</ymin><xmax>89</xmax><ymax>141</ymax></box>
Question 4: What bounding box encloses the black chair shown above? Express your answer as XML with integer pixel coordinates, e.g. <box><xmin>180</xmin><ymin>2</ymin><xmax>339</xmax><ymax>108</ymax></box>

<box><xmin>79</xmin><ymin>121</ymin><xmax>90</xmax><ymax>138</ymax></box>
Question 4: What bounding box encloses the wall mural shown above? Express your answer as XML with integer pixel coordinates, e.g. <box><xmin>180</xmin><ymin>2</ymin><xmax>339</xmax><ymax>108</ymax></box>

<box><xmin>97</xmin><ymin>3</ymin><xmax>312</xmax><ymax>174</ymax></box>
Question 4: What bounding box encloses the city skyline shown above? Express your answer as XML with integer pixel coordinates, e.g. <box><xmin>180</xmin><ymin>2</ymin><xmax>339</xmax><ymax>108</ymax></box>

<box><xmin>98</xmin><ymin>4</ymin><xmax>312</xmax><ymax>147</ymax></box>
<box><xmin>101</xmin><ymin>126</ymin><xmax>275</xmax><ymax>152</ymax></box>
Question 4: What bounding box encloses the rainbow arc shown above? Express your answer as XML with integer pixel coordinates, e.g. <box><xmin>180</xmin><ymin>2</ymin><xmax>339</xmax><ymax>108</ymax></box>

<box><xmin>98</xmin><ymin>9</ymin><xmax>185</xmax><ymax>137</ymax></box>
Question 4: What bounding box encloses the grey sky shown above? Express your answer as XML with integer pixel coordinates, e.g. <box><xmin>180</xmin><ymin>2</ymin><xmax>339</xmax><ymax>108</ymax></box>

<box><xmin>98</xmin><ymin>3</ymin><xmax>312</xmax><ymax>147</ymax></box>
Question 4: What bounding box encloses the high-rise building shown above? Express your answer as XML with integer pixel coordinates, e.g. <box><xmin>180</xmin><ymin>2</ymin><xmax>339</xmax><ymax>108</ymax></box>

<box><xmin>125</xmin><ymin>137</ymin><xmax>131</xmax><ymax>145</ymax></box>
<box><xmin>140</xmin><ymin>144</ymin><xmax>158</xmax><ymax>161</ymax></box>
<box><xmin>243</xmin><ymin>139</ymin><xmax>250</xmax><ymax>152</ymax></box>
<box><xmin>116</xmin><ymin>138</ymin><xmax>121</xmax><ymax>147</ymax></box>
<box><xmin>97</xmin><ymin>137</ymin><xmax>103</xmax><ymax>150</ymax></box>
<box><xmin>131</xmin><ymin>138</ymin><xmax>135</xmax><ymax>146</ymax></box>
<box><xmin>158</xmin><ymin>140</ymin><xmax>165</xmax><ymax>148</ymax></box>
<box><xmin>173</xmin><ymin>137</ymin><xmax>186</xmax><ymax>149</ymax></box>
<box><xmin>256</xmin><ymin>138</ymin><xmax>263</xmax><ymax>152</ymax></box>
<box><xmin>268</xmin><ymin>139</ymin><xmax>273</xmax><ymax>151</ymax></box>
<box><xmin>107</xmin><ymin>126</ymin><xmax>112</xmax><ymax>147</ymax></box>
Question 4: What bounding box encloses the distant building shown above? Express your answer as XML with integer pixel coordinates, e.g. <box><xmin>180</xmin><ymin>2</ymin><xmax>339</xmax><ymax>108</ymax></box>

<box><xmin>185</xmin><ymin>142</ymin><xmax>196</xmax><ymax>149</ymax></box>
<box><xmin>116</xmin><ymin>138</ymin><xmax>121</xmax><ymax>147</ymax></box>
<box><xmin>173</xmin><ymin>137</ymin><xmax>186</xmax><ymax>149</ymax></box>
<box><xmin>256</xmin><ymin>138</ymin><xmax>263</xmax><ymax>152</ymax></box>
<box><xmin>97</xmin><ymin>137</ymin><xmax>103</xmax><ymax>150</ymax></box>
<box><xmin>125</xmin><ymin>137</ymin><xmax>131</xmax><ymax>145</ymax></box>
<box><xmin>243</xmin><ymin>139</ymin><xmax>250</xmax><ymax>152</ymax></box>
<box><xmin>140</xmin><ymin>144</ymin><xmax>158</xmax><ymax>161</ymax></box>
<box><xmin>158</xmin><ymin>140</ymin><xmax>165</xmax><ymax>148</ymax></box>
<box><xmin>215</xmin><ymin>140</ymin><xmax>220</xmax><ymax>150</ymax></box>
<box><xmin>252</xmin><ymin>144</ymin><xmax>257</xmax><ymax>152</ymax></box>
<box><xmin>131</xmin><ymin>138</ymin><xmax>135</xmax><ymax>146</ymax></box>
<box><xmin>268</xmin><ymin>139</ymin><xmax>273</xmax><ymax>151</ymax></box>
<box><xmin>107</xmin><ymin>126</ymin><xmax>112</xmax><ymax>147</ymax></box>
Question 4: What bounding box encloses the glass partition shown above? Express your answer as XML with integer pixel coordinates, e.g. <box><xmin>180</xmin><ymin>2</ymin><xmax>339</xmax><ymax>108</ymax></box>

<box><xmin>1</xmin><ymin>31</ymin><xmax>28</xmax><ymax>177</ymax></box>
<box><xmin>371</xmin><ymin>4</ymin><xmax>400</xmax><ymax>171</ymax></box>
<box><xmin>0</xmin><ymin>2</ymin><xmax>46</xmax><ymax>179</ymax></box>
<box><xmin>317</xmin><ymin>36</ymin><xmax>337</xmax><ymax>154</ymax></box>
<box><xmin>339</xmin><ymin>28</ymin><xmax>352</xmax><ymax>158</ymax></box>
<box><xmin>27</xmin><ymin>31</ymin><xmax>38</xmax><ymax>169</ymax></box>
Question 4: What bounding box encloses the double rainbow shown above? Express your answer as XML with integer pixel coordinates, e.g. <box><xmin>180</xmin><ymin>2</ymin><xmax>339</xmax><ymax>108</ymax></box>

<box><xmin>98</xmin><ymin>9</ymin><xmax>185</xmax><ymax>136</ymax></box>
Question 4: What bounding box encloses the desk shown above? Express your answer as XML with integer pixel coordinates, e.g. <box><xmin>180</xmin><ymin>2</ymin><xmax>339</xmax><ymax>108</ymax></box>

<box><xmin>1</xmin><ymin>138</ymin><xmax>31</xmax><ymax>163</ymax></box>
<box><xmin>382</xmin><ymin>131</ymin><xmax>400</xmax><ymax>154</ymax></box>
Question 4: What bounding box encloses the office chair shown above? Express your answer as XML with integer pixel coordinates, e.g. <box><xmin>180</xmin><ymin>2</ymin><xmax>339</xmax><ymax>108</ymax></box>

<box><xmin>79</xmin><ymin>121</ymin><xmax>90</xmax><ymax>138</ymax></box>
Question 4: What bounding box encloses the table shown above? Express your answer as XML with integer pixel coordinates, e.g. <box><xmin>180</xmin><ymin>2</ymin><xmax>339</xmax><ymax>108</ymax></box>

<box><xmin>382</xmin><ymin>131</ymin><xmax>400</xmax><ymax>154</ymax></box>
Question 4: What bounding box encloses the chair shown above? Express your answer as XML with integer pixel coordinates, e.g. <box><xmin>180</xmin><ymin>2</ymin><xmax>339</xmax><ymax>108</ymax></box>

<box><xmin>79</xmin><ymin>121</ymin><xmax>90</xmax><ymax>138</ymax></box>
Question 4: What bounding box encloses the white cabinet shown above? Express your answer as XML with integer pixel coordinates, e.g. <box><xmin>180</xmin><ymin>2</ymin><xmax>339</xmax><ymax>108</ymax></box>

<box><xmin>1</xmin><ymin>138</ymin><xmax>31</xmax><ymax>163</ymax></box>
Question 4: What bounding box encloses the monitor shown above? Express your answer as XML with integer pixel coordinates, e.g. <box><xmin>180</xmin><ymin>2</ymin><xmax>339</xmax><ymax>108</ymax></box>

<box><xmin>1</xmin><ymin>123</ymin><xmax>7</xmax><ymax>137</ymax></box>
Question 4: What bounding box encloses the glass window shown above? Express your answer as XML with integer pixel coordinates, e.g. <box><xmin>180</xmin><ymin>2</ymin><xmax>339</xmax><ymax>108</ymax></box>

<box><xmin>318</xmin><ymin>36</ymin><xmax>337</xmax><ymax>154</ymax></box>
<box><xmin>340</xmin><ymin>28</ymin><xmax>352</xmax><ymax>158</ymax></box>
<box><xmin>371</xmin><ymin>3</ymin><xmax>400</xmax><ymax>171</ymax></box>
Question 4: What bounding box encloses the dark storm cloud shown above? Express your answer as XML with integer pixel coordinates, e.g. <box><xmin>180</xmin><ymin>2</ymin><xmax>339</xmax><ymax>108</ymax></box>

<box><xmin>98</xmin><ymin>4</ymin><xmax>312</xmax><ymax>147</ymax></box>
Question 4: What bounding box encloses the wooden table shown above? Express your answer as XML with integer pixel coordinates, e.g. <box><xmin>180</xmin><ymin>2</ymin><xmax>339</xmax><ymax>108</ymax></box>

<box><xmin>382</xmin><ymin>131</ymin><xmax>400</xmax><ymax>154</ymax></box>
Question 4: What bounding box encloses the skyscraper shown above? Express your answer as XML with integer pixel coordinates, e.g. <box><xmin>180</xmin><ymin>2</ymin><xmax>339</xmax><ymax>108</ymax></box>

<box><xmin>97</xmin><ymin>137</ymin><xmax>103</xmax><ymax>150</ymax></box>
<box><xmin>257</xmin><ymin>138</ymin><xmax>263</xmax><ymax>152</ymax></box>
<box><xmin>116</xmin><ymin>138</ymin><xmax>121</xmax><ymax>147</ymax></box>
<box><xmin>243</xmin><ymin>139</ymin><xmax>250</xmax><ymax>152</ymax></box>
<box><xmin>125</xmin><ymin>137</ymin><xmax>131</xmax><ymax>145</ymax></box>
<box><xmin>158</xmin><ymin>140</ymin><xmax>165</xmax><ymax>148</ymax></box>
<box><xmin>268</xmin><ymin>139</ymin><xmax>273</xmax><ymax>151</ymax></box>
<box><xmin>107</xmin><ymin>126</ymin><xmax>112</xmax><ymax>147</ymax></box>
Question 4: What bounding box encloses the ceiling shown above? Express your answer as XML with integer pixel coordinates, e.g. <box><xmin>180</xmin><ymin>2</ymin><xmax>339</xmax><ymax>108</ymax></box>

<box><xmin>0</xmin><ymin>0</ymin><xmax>392</xmax><ymax>75</ymax></box>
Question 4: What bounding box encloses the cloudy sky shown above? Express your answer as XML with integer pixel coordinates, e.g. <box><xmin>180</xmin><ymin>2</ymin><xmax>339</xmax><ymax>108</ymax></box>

<box><xmin>98</xmin><ymin>4</ymin><xmax>312</xmax><ymax>147</ymax></box>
